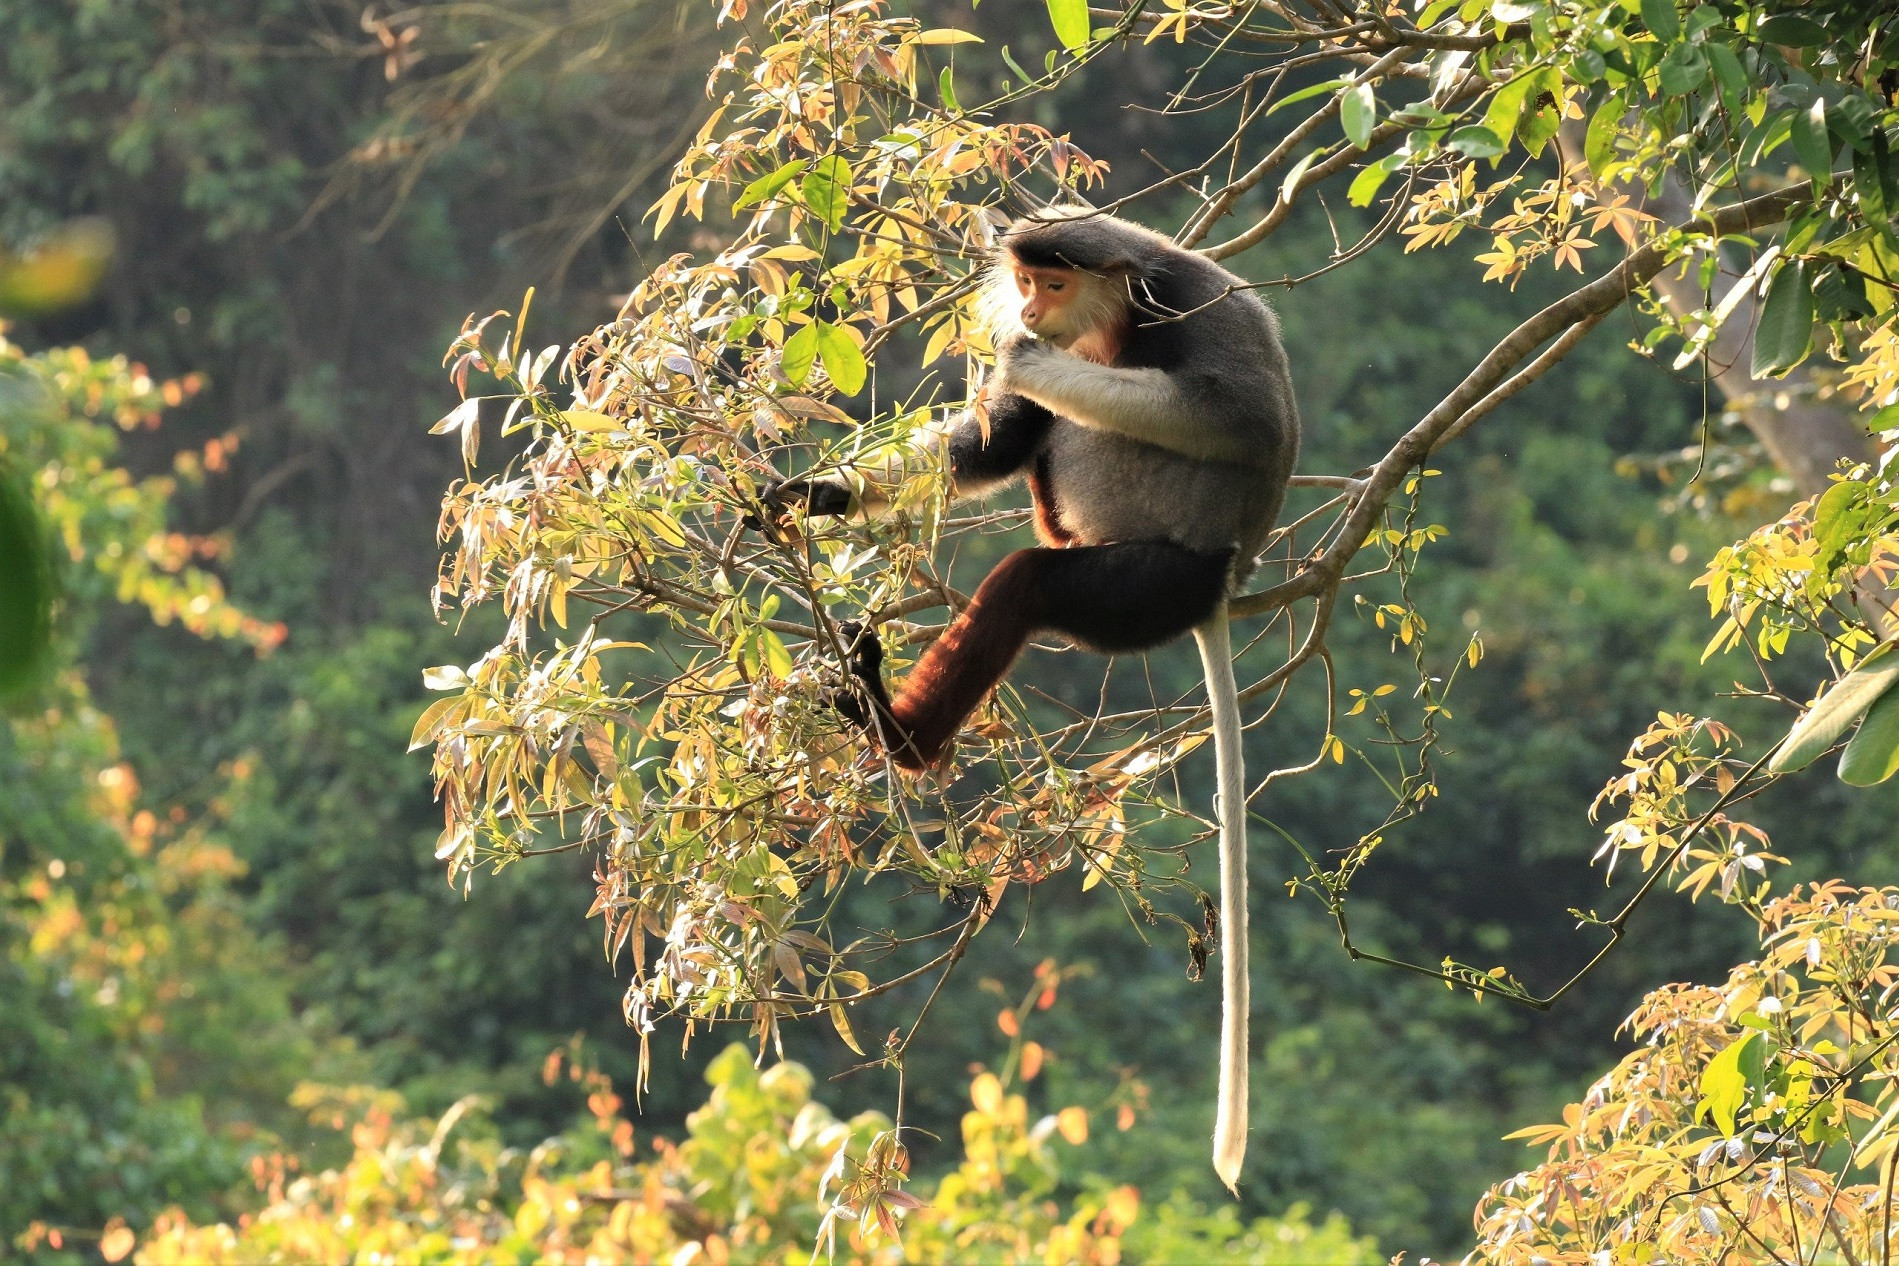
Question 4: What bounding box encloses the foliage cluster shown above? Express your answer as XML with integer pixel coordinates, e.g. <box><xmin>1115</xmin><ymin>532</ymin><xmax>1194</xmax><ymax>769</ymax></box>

<box><xmin>0</xmin><ymin>341</ymin><xmax>333</xmax><ymax>1257</ymax></box>
<box><xmin>134</xmin><ymin>1023</ymin><xmax>1374</xmax><ymax>1266</ymax></box>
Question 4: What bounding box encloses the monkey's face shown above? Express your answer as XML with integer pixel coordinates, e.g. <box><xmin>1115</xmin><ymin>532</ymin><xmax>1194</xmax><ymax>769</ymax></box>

<box><xmin>1012</xmin><ymin>265</ymin><xmax>1087</xmax><ymax>346</ymax></box>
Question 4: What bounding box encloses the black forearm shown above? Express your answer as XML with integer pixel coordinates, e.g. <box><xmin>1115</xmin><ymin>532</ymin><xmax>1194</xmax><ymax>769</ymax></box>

<box><xmin>947</xmin><ymin>392</ymin><xmax>1053</xmax><ymax>491</ymax></box>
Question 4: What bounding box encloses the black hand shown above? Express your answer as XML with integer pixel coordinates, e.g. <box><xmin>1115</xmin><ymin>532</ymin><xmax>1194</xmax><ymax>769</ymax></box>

<box><xmin>742</xmin><ymin>477</ymin><xmax>853</xmax><ymax>533</ymax></box>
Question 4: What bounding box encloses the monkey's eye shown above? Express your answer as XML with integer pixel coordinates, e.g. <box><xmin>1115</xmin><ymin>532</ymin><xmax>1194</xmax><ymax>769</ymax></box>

<box><xmin>1046</xmin><ymin>282</ymin><xmax>1065</xmax><ymax>292</ymax></box>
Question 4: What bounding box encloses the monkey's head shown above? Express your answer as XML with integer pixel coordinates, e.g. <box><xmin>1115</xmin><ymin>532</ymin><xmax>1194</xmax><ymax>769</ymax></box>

<box><xmin>982</xmin><ymin>207</ymin><xmax>1150</xmax><ymax>351</ymax></box>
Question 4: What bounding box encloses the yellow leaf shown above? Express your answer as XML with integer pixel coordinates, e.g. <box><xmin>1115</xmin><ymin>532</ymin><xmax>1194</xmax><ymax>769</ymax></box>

<box><xmin>99</xmin><ymin>1226</ymin><xmax>134</xmax><ymax>1264</ymax></box>
<box><xmin>1057</xmin><ymin>1105</ymin><xmax>1088</xmax><ymax>1144</ymax></box>
<box><xmin>829</xmin><ymin>1002</ymin><xmax>866</xmax><ymax>1054</ymax></box>
<box><xmin>916</xmin><ymin>27</ymin><xmax>983</xmax><ymax>43</ymax></box>
<box><xmin>562</xmin><ymin>409</ymin><xmax>619</xmax><ymax>431</ymax></box>
<box><xmin>408</xmin><ymin>696</ymin><xmax>461</xmax><ymax>752</ymax></box>
<box><xmin>971</xmin><ymin>1072</ymin><xmax>1003</xmax><ymax>1114</ymax></box>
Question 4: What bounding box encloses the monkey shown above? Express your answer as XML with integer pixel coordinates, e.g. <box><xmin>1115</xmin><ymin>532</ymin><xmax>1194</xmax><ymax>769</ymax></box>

<box><xmin>754</xmin><ymin>207</ymin><xmax>1299</xmax><ymax>1192</ymax></box>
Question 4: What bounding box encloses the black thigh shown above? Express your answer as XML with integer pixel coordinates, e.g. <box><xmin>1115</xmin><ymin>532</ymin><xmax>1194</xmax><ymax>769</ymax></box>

<box><xmin>1024</xmin><ymin>541</ymin><xmax>1234</xmax><ymax>654</ymax></box>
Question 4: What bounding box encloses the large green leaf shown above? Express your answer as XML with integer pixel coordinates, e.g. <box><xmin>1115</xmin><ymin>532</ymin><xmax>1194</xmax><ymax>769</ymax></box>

<box><xmin>781</xmin><ymin>323</ymin><xmax>819</xmax><ymax>387</ymax></box>
<box><xmin>1045</xmin><ymin>0</ymin><xmax>1090</xmax><ymax>52</ymax></box>
<box><xmin>813</xmin><ymin>322</ymin><xmax>866</xmax><ymax>396</ymax></box>
<box><xmin>1840</xmin><ymin>684</ymin><xmax>1899</xmax><ymax>786</ymax></box>
<box><xmin>1770</xmin><ymin>646</ymin><xmax>1899</xmax><ymax>773</ymax></box>
<box><xmin>732</xmin><ymin>160</ymin><xmax>808</xmax><ymax>212</ymax></box>
<box><xmin>1751</xmin><ymin>259</ymin><xmax>1815</xmax><ymax>378</ymax></box>
<box><xmin>1697</xmin><ymin>1033</ymin><xmax>1758</xmax><ymax>1138</ymax></box>
<box><xmin>1640</xmin><ymin>0</ymin><xmax>1679</xmax><ymax>41</ymax></box>
<box><xmin>799</xmin><ymin>155</ymin><xmax>852</xmax><ymax>232</ymax></box>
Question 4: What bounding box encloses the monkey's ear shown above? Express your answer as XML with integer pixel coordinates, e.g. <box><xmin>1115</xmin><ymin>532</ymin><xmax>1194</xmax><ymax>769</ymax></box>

<box><xmin>1092</xmin><ymin>254</ymin><xmax>1144</xmax><ymax>278</ymax></box>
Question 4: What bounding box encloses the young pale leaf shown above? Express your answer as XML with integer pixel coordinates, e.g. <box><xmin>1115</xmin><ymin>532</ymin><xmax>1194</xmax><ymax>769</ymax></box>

<box><xmin>1640</xmin><ymin>0</ymin><xmax>1679</xmax><ymax>41</ymax></box>
<box><xmin>814</xmin><ymin>321</ymin><xmax>867</xmax><ymax>396</ymax></box>
<box><xmin>1769</xmin><ymin>645</ymin><xmax>1899</xmax><ymax>773</ymax></box>
<box><xmin>1341</xmin><ymin>83</ymin><xmax>1377</xmax><ymax>149</ymax></box>
<box><xmin>1839</xmin><ymin>685</ymin><xmax>1899</xmax><ymax>785</ymax></box>
<box><xmin>1045</xmin><ymin>0</ymin><xmax>1090</xmax><ymax>52</ymax></box>
<box><xmin>782</xmin><ymin>323</ymin><xmax>820</xmax><ymax>387</ymax></box>
<box><xmin>1751</xmin><ymin>259</ymin><xmax>1815</xmax><ymax>378</ymax></box>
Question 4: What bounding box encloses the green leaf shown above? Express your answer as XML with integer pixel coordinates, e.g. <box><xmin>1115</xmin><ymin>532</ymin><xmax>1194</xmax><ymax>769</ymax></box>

<box><xmin>800</xmin><ymin>155</ymin><xmax>852</xmax><ymax>232</ymax></box>
<box><xmin>938</xmin><ymin>64</ymin><xmax>962</xmax><ymax>113</ymax></box>
<box><xmin>782</xmin><ymin>323</ymin><xmax>819</xmax><ymax>387</ymax></box>
<box><xmin>1448</xmin><ymin>125</ymin><xmax>1506</xmax><ymax>158</ymax></box>
<box><xmin>1000</xmin><ymin>44</ymin><xmax>1033</xmax><ymax>84</ymax></box>
<box><xmin>1279</xmin><ymin>148</ymin><xmax>1323</xmax><ymax>205</ymax></box>
<box><xmin>1698</xmin><ymin>1033</ymin><xmax>1758</xmax><ymax>1137</ymax></box>
<box><xmin>1657</xmin><ymin>44</ymin><xmax>1709</xmax><ymax>97</ymax></box>
<box><xmin>1705</xmin><ymin>42</ymin><xmax>1746</xmax><ymax>109</ymax></box>
<box><xmin>1341</xmin><ymin>83</ymin><xmax>1377</xmax><ymax>149</ymax></box>
<box><xmin>1855</xmin><ymin>141</ymin><xmax>1892</xmax><ymax>227</ymax></box>
<box><xmin>1770</xmin><ymin>645</ymin><xmax>1899</xmax><ymax>773</ymax></box>
<box><xmin>1480</xmin><ymin>70</ymin><xmax>1541</xmax><ymax>144</ymax></box>
<box><xmin>1789</xmin><ymin>98</ymin><xmax>1833</xmax><ymax>190</ymax></box>
<box><xmin>1756</xmin><ymin>14</ymin><xmax>1826</xmax><ymax>46</ymax></box>
<box><xmin>1584</xmin><ymin>100</ymin><xmax>1622</xmax><ymax>176</ymax></box>
<box><xmin>1751</xmin><ymin>258</ymin><xmax>1815</xmax><ymax>378</ymax></box>
<box><xmin>733</xmin><ymin>160</ymin><xmax>808</xmax><ymax>212</ymax></box>
<box><xmin>1640</xmin><ymin>0</ymin><xmax>1679</xmax><ymax>41</ymax></box>
<box><xmin>1840</xmin><ymin>684</ymin><xmax>1899</xmax><ymax>785</ymax></box>
<box><xmin>1266</xmin><ymin>78</ymin><xmax>1350</xmax><ymax>117</ymax></box>
<box><xmin>1045</xmin><ymin>0</ymin><xmax>1090</xmax><ymax>52</ymax></box>
<box><xmin>813</xmin><ymin>321</ymin><xmax>867</xmax><ymax>396</ymax></box>
<box><xmin>1347</xmin><ymin>153</ymin><xmax>1406</xmax><ymax>207</ymax></box>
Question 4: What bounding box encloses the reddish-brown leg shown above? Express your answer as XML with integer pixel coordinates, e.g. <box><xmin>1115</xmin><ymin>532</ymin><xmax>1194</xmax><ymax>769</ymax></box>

<box><xmin>880</xmin><ymin>551</ymin><xmax>1048</xmax><ymax>769</ymax></box>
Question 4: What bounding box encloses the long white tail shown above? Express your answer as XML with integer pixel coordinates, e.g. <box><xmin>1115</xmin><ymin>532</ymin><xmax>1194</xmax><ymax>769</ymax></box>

<box><xmin>1194</xmin><ymin>603</ymin><xmax>1248</xmax><ymax>1195</ymax></box>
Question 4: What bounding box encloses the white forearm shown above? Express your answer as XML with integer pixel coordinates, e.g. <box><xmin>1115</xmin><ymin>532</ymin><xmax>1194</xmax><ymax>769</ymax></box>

<box><xmin>1003</xmin><ymin>353</ymin><xmax>1257</xmax><ymax>466</ymax></box>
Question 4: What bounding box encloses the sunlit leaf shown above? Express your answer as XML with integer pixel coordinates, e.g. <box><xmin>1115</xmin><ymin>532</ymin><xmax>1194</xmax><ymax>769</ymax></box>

<box><xmin>800</xmin><ymin>155</ymin><xmax>852</xmax><ymax>232</ymax></box>
<box><xmin>1769</xmin><ymin>646</ymin><xmax>1899</xmax><ymax>773</ymax></box>
<box><xmin>814</xmin><ymin>321</ymin><xmax>867</xmax><ymax>395</ymax></box>
<box><xmin>782</xmin><ymin>323</ymin><xmax>819</xmax><ymax>386</ymax></box>
<box><xmin>1696</xmin><ymin>1032</ymin><xmax>1757</xmax><ymax>1137</ymax></box>
<box><xmin>1839</xmin><ymin>685</ymin><xmax>1899</xmax><ymax>785</ymax></box>
<box><xmin>1341</xmin><ymin>83</ymin><xmax>1376</xmax><ymax>149</ymax></box>
<box><xmin>734</xmin><ymin>160</ymin><xmax>809</xmax><ymax>213</ymax></box>
<box><xmin>915</xmin><ymin>27</ymin><xmax>982</xmax><ymax>45</ymax></box>
<box><xmin>1045</xmin><ymin>0</ymin><xmax>1090</xmax><ymax>52</ymax></box>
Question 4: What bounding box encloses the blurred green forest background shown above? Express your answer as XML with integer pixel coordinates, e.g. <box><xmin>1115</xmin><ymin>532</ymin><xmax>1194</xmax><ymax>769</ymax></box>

<box><xmin>3</xmin><ymin>1</ymin><xmax>1892</xmax><ymax>1260</ymax></box>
